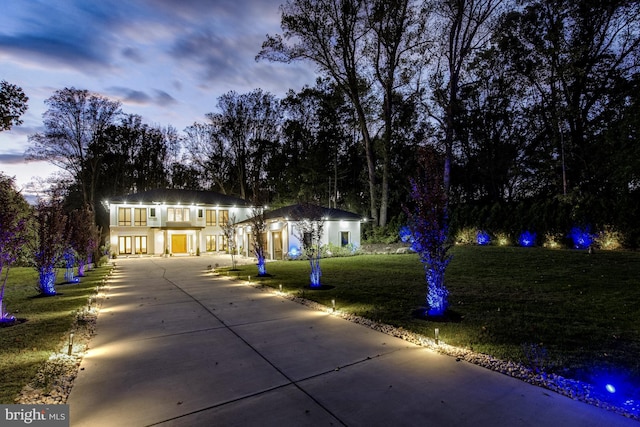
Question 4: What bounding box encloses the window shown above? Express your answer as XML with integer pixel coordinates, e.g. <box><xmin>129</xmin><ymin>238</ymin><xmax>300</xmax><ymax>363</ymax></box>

<box><xmin>206</xmin><ymin>209</ymin><xmax>216</xmax><ymax>226</ymax></box>
<box><xmin>341</xmin><ymin>231</ymin><xmax>350</xmax><ymax>247</ymax></box>
<box><xmin>134</xmin><ymin>236</ymin><xmax>147</xmax><ymax>254</ymax></box>
<box><xmin>198</xmin><ymin>209</ymin><xmax>203</xmax><ymax>218</ymax></box>
<box><xmin>150</xmin><ymin>208</ymin><xmax>156</xmax><ymax>218</ymax></box>
<box><xmin>134</xmin><ymin>208</ymin><xmax>147</xmax><ymax>226</ymax></box>
<box><xmin>206</xmin><ymin>235</ymin><xmax>217</xmax><ymax>251</ymax></box>
<box><xmin>118</xmin><ymin>208</ymin><xmax>131</xmax><ymax>226</ymax></box>
<box><xmin>168</xmin><ymin>207</ymin><xmax>190</xmax><ymax>222</ymax></box>
<box><xmin>119</xmin><ymin>236</ymin><xmax>146</xmax><ymax>254</ymax></box>
<box><xmin>219</xmin><ymin>209</ymin><xmax>229</xmax><ymax>225</ymax></box>
<box><xmin>220</xmin><ymin>235</ymin><xmax>228</xmax><ymax>251</ymax></box>
<box><xmin>118</xmin><ymin>236</ymin><xmax>132</xmax><ymax>254</ymax></box>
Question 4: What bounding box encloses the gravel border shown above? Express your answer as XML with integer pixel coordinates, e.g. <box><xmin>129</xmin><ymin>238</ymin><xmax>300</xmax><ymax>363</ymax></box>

<box><xmin>14</xmin><ymin>267</ymin><xmax>639</xmax><ymax>422</ymax></box>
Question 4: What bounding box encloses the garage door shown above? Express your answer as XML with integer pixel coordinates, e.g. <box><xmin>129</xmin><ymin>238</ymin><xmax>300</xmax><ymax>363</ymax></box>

<box><xmin>171</xmin><ymin>234</ymin><xmax>187</xmax><ymax>254</ymax></box>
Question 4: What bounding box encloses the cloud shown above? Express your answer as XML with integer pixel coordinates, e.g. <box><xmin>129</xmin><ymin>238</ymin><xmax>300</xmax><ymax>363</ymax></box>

<box><xmin>0</xmin><ymin>152</ymin><xmax>27</xmax><ymax>164</ymax></box>
<box><xmin>107</xmin><ymin>87</ymin><xmax>177</xmax><ymax>107</ymax></box>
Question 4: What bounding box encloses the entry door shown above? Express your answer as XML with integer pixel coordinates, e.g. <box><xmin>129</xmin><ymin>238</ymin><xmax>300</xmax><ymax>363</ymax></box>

<box><xmin>272</xmin><ymin>231</ymin><xmax>283</xmax><ymax>260</ymax></box>
<box><xmin>171</xmin><ymin>234</ymin><xmax>187</xmax><ymax>254</ymax></box>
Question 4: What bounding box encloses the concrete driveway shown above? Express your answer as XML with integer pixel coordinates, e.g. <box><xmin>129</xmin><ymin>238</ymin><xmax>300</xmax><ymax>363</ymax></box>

<box><xmin>67</xmin><ymin>256</ymin><xmax>637</xmax><ymax>426</ymax></box>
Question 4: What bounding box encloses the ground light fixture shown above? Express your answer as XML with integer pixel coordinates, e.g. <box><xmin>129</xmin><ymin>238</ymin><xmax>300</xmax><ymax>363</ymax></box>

<box><xmin>279</xmin><ymin>284</ymin><xmax>283</xmax><ymax>292</ymax></box>
<box><xmin>68</xmin><ymin>333</ymin><xmax>74</xmax><ymax>355</ymax></box>
<box><xmin>434</xmin><ymin>328</ymin><xmax>439</xmax><ymax>345</ymax></box>
<box><xmin>331</xmin><ymin>299</ymin><xmax>336</xmax><ymax>312</ymax></box>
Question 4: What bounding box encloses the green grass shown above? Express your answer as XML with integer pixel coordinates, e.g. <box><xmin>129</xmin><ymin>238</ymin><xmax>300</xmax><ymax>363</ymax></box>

<box><xmin>224</xmin><ymin>246</ymin><xmax>640</xmax><ymax>382</ymax></box>
<box><xmin>0</xmin><ymin>265</ymin><xmax>112</xmax><ymax>403</ymax></box>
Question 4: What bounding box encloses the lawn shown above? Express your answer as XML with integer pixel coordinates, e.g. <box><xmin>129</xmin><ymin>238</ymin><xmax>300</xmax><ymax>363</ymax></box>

<box><xmin>223</xmin><ymin>246</ymin><xmax>640</xmax><ymax>387</ymax></box>
<box><xmin>0</xmin><ymin>265</ymin><xmax>112</xmax><ymax>403</ymax></box>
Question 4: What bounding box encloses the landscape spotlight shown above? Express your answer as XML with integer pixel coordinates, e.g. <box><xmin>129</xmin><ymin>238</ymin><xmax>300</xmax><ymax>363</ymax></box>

<box><xmin>68</xmin><ymin>333</ymin><xmax>74</xmax><ymax>355</ymax></box>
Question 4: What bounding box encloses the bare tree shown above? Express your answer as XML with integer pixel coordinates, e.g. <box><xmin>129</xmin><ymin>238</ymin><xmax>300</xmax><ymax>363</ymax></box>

<box><xmin>221</xmin><ymin>213</ymin><xmax>238</xmax><ymax>269</ymax></box>
<box><xmin>290</xmin><ymin>203</ymin><xmax>326</xmax><ymax>288</ymax></box>
<box><xmin>248</xmin><ymin>206</ymin><xmax>268</xmax><ymax>276</ymax></box>
<box><xmin>430</xmin><ymin>0</ymin><xmax>504</xmax><ymax>199</ymax></box>
<box><xmin>26</xmin><ymin>87</ymin><xmax>121</xmax><ymax>214</ymax></box>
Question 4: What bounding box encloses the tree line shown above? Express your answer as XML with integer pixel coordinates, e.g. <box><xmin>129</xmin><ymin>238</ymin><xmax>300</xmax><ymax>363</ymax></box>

<box><xmin>13</xmin><ymin>0</ymin><xmax>640</xmax><ymax>247</ymax></box>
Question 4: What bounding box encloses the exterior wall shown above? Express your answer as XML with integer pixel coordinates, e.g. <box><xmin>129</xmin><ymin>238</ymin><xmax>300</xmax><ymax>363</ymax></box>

<box><xmin>108</xmin><ymin>203</ymin><xmax>252</xmax><ymax>256</ymax></box>
<box><xmin>241</xmin><ymin>219</ymin><xmax>362</xmax><ymax>260</ymax></box>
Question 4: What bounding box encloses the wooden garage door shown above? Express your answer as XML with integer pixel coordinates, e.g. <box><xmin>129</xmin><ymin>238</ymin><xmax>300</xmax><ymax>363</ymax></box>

<box><xmin>171</xmin><ymin>234</ymin><xmax>187</xmax><ymax>254</ymax></box>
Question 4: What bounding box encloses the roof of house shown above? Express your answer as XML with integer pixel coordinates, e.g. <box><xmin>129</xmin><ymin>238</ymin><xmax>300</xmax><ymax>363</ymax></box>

<box><xmin>108</xmin><ymin>189</ymin><xmax>251</xmax><ymax>207</ymax></box>
<box><xmin>253</xmin><ymin>203</ymin><xmax>363</xmax><ymax>222</ymax></box>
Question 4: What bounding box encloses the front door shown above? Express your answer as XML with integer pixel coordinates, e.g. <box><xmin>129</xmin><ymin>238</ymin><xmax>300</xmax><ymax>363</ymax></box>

<box><xmin>272</xmin><ymin>231</ymin><xmax>283</xmax><ymax>260</ymax></box>
<box><xmin>171</xmin><ymin>234</ymin><xmax>187</xmax><ymax>254</ymax></box>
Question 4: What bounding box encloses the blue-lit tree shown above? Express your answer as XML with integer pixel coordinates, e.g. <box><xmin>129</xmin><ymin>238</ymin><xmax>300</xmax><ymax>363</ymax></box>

<box><xmin>31</xmin><ymin>193</ymin><xmax>68</xmax><ymax>296</ymax></box>
<box><xmin>0</xmin><ymin>175</ymin><xmax>31</xmax><ymax>322</ymax></box>
<box><xmin>476</xmin><ymin>230</ymin><xmax>491</xmax><ymax>245</ymax></box>
<box><xmin>403</xmin><ymin>149</ymin><xmax>452</xmax><ymax>317</ymax></box>
<box><xmin>518</xmin><ymin>231</ymin><xmax>536</xmax><ymax>247</ymax></box>
<box><xmin>249</xmin><ymin>205</ymin><xmax>268</xmax><ymax>276</ymax></box>
<box><xmin>292</xmin><ymin>204</ymin><xmax>325</xmax><ymax>288</ymax></box>
<box><xmin>569</xmin><ymin>226</ymin><xmax>593</xmax><ymax>249</ymax></box>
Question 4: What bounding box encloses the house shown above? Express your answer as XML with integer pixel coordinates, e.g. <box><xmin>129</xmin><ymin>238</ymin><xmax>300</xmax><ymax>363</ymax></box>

<box><xmin>106</xmin><ymin>189</ymin><xmax>252</xmax><ymax>256</ymax></box>
<box><xmin>106</xmin><ymin>190</ymin><xmax>364</xmax><ymax>258</ymax></box>
<box><xmin>237</xmin><ymin>204</ymin><xmax>364</xmax><ymax>260</ymax></box>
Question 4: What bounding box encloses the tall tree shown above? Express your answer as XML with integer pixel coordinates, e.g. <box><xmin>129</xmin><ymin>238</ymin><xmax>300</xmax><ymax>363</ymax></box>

<box><xmin>0</xmin><ymin>80</ymin><xmax>28</xmax><ymax>131</ymax></box>
<box><xmin>429</xmin><ymin>0</ymin><xmax>504</xmax><ymax>200</ymax></box>
<box><xmin>259</xmin><ymin>0</ymin><xmax>380</xmax><ymax>224</ymax></box>
<box><xmin>26</xmin><ymin>88</ymin><xmax>121</xmax><ymax>214</ymax></box>
<box><xmin>366</xmin><ymin>0</ymin><xmax>431</xmax><ymax>226</ymax></box>
<box><xmin>497</xmin><ymin>0</ymin><xmax>640</xmax><ymax>198</ymax></box>
<box><xmin>204</xmin><ymin>89</ymin><xmax>281</xmax><ymax>200</ymax></box>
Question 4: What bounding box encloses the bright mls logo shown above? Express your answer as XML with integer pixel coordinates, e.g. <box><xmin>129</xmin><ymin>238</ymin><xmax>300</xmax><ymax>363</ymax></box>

<box><xmin>1</xmin><ymin>405</ymin><xmax>69</xmax><ymax>426</ymax></box>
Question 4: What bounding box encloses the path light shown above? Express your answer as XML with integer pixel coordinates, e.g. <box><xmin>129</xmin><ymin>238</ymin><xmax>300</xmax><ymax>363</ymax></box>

<box><xmin>434</xmin><ymin>328</ymin><xmax>439</xmax><ymax>345</ymax></box>
<box><xmin>279</xmin><ymin>284</ymin><xmax>283</xmax><ymax>292</ymax></box>
<box><xmin>68</xmin><ymin>333</ymin><xmax>74</xmax><ymax>355</ymax></box>
<box><xmin>248</xmin><ymin>275</ymin><xmax>251</xmax><ymax>282</ymax></box>
<box><xmin>331</xmin><ymin>299</ymin><xmax>336</xmax><ymax>312</ymax></box>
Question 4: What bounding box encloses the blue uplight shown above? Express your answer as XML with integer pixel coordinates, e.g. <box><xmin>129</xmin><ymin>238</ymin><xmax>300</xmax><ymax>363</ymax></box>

<box><xmin>518</xmin><ymin>231</ymin><xmax>536</xmax><ymax>247</ymax></box>
<box><xmin>476</xmin><ymin>230</ymin><xmax>490</xmax><ymax>245</ymax></box>
<box><xmin>606</xmin><ymin>384</ymin><xmax>616</xmax><ymax>394</ymax></box>
<box><xmin>569</xmin><ymin>226</ymin><xmax>593</xmax><ymax>249</ymax></box>
<box><xmin>288</xmin><ymin>246</ymin><xmax>300</xmax><ymax>258</ymax></box>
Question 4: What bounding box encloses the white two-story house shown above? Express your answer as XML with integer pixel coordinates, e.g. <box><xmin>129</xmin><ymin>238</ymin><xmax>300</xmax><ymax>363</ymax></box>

<box><xmin>106</xmin><ymin>189</ymin><xmax>252</xmax><ymax>256</ymax></box>
<box><xmin>107</xmin><ymin>189</ymin><xmax>365</xmax><ymax>259</ymax></box>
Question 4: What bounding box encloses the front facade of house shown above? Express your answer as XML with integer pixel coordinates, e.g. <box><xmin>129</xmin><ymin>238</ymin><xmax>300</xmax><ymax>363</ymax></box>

<box><xmin>106</xmin><ymin>189</ymin><xmax>252</xmax><ymax>256</ymax></box>
<box><xmin>236</xmin><ymin>204</ymin><xmax>363</xmax><ymax>260</ymax></box>
<box><xmin>107</xmin><ymin>189</ymin><xmax>364</xmax><ymax>259</ymax></box>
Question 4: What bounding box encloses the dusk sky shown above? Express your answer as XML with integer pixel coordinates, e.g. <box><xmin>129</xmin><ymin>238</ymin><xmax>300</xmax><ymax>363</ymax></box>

<box><xmin>0</xmin><ymin>0</ymin><xmax>316</xmax><ymax>196</ymax></box>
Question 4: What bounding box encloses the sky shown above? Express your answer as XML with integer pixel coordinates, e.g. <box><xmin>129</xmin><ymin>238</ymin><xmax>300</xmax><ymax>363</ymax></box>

<box><xmin>0</xmin><ymin>0</ymin><xmax>316</xmax><ymax>198</ymax></box>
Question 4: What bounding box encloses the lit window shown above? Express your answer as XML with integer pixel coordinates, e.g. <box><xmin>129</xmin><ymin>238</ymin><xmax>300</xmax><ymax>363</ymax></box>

<box><xmin>206</xmin><ymin>235</ymin><xmax>216</xmax><ymax>251</ymax></box>
<box><xmin>134</xmin><ymin>208</ymin><xmax>147</xmax><ymax>226</ymax></box>
<box><xmin>118</xmin><ymin>208</ymin><xmax>131</xmax><ymax>226</ymax></box>
<box><xmin>219</xmin><ymin>210</ymin><xmax>229</xmax><ymax>225</ymax></box>
<box><xmin>206</xmin><ymin>209</ymin><xmax>216</xmax><ymax>226</ymax></box>
<box><xmin>118</xmin><ymin>236</ymin><xmax>132</xmax><ymax>254</ymax></box>
<box><xmin>341</xmin><ymin>231</ymin><xmax>350</xmax><ymax>247</ymax></box>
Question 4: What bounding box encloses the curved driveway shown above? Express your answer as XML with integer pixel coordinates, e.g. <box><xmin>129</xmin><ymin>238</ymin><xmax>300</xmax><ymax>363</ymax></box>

<box><xmin>67</xmin><ymin>257</ymin><xmax>636</xmax><ymax>426</ymax></box>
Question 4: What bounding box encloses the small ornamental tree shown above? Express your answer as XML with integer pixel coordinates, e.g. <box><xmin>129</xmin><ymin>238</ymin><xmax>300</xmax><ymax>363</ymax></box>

<box><xmin>32</xmin><ymin>193</ymin><xmax>68</xmax><ymax>296</ymax></box>
<box><xmin>291</xmin><ymin>203</ymin><xmax>325</xmax><ymax>288</ymax></box>
<box><xmin>0</xmin><ymin>175</ymin><xmax>31</xmax><ymax>322</ymax></box>
<box><xmin>221</xmin><ymin>213</ymin><xmax>238</xmax><ymax>269</ymax></box>
<box><xmin>249</xmin><ymin>206</ymin><xmax>268</xmax><ymax>276</ymax></box>
<box><xmin>402</xmin><ymin>149</ymin><xmax>452</xmax><ymax>317</ymax></box>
